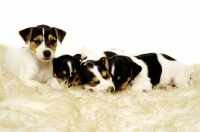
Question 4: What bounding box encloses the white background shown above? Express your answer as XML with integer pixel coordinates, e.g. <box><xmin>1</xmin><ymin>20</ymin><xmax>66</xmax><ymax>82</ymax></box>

<box><xmin>0</xmin><ymin>0</ymin><xmax>200</xmax><ymax>65</ymax></box>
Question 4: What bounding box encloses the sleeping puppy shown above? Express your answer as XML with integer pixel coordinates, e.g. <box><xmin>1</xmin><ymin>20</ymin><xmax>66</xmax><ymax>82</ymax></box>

<box><xmin>72</xmin><ymin>57</ymin><xmax>115</xmax><ymax>92</ymax></box>
<box><xmin>108</xmin><ymin>53</ymin><xmax>194</xmax><ymax>92</ymax></box>
<box><xmin>70</xmin><ymin>47</ymin><xmax>131</xmax><ymax>92</ymax></box>
<box><xmin>53</xmin><ymin>54</ymin><xmax>81</xmax><ymax>86</ymax></box>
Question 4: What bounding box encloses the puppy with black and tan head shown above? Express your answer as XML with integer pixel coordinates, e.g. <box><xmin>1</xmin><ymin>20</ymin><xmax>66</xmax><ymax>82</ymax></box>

<box><xmin>109</xmin><ymin>55</ymin><xmax>142</xmax><ymax>91</ymax></box>
<box><xmin>70</xmin><ymin>47</ymin><xmax>125</xmax><ymax>92</ymax></box>
<box><xmin>4</xmin><ymin>24</ymin><xmax>66</xmax><ymax>90</ymax></box>
<box><xmin>53</xmin><ymin>54</ymin><xmax>81</xmax><ymax>86</ymax></box>
<box><xmin>71</xmin><ymin>57</ymin><xmax>115</xmax><ymax>92</ymax></box>
<box><xmin>109</xmin><ymin>53</ymin><xmax>193</xmax><ymax>92</ymax></box>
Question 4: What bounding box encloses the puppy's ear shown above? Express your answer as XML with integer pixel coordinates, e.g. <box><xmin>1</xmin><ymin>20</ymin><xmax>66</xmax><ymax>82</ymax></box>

<box><xmin>52</xmin><ymin>27</ymin><xmax>66</xmax><ymax>44</ymax></box>
<box><xmin>73</xmin><ymin>54</ymin><xmax>82</xmax><ymax>61</ymax></box>
<box><xmin>69</xmin><ymin>74</ymin><xmax>82</xmax><ymax>86</ymax></box>
<box><xmin>81</xmin><ymin>47</ymin><xmax>93</xmax><ymax>59</ymax></box>
<box><xmin>129</xmin><ymin>62</ymin><xmax>142</xmax><ymax>79</ymax></box>
<box><xmin>100</xmin><ymin>57</ymin><xmax>109</xmax><ymax>70</ymax></box>
<box><xmin>124</xmin><ymin>56</ymin><xmax>142</xmax><ymax>79</ymax></box>
<box><xmin>19</xmin><ymin>27</ymin><xmax>33</xmax><ymax>44</ymax></box>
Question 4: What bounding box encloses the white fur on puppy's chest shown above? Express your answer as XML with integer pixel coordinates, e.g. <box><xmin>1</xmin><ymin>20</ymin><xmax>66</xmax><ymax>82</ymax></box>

<box><xmin>28</xmin><ymin>63</ymin><xmax>53</xmax><ymax>83</ymax></box>
<box><xmin>4</xmin><ymin>47</ymin><xmax>53</xmax><ymax>83</ymax></box>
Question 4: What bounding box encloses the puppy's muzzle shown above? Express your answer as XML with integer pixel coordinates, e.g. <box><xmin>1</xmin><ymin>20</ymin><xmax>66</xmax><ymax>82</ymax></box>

<box><xmin>43</xmin><ymin>50</ymin><xmax>51</xmax><ymax>57</ymax></box>
<box><xmin>107</xmin><ymin>86</ymin><xmax>115</xmax><ymax>93</ymax></box>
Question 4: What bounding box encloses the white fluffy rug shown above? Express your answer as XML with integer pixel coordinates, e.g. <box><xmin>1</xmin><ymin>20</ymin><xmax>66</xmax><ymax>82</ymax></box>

<box><xmin>1</xmin><ymin>44</ymin><xmax>200</xmax><ymax>132</ymax></box>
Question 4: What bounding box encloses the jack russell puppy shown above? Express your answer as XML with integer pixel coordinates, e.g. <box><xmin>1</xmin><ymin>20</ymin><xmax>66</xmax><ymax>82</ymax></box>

<box><xmin>108</xmin><ymin>53</ymin><xmax>194</xmax><ymax>92</ymax></box>
<box><xmin>53</xmin><ymin>54</ymin><xmax>80</xmax><ymax>87</ymax></box>
<box><xmin>3</xmin><ymin>24</ymin><xmax>66</xmax><ymax>90</ymax></box>
<box><xmin>71</xmin><ymin>47</ymin><xmax>132</xmax><ymax>92</ymax></box>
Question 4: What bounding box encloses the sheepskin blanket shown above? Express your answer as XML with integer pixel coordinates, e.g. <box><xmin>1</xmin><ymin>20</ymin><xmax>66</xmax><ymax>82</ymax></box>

<box><xmin>1</xmin><ymin>44</ymin><xmax>200</xmax><ymax>132</ymax></box>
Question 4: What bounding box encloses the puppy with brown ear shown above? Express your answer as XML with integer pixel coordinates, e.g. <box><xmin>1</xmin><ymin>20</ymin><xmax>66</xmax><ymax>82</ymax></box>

<box><xmin>70</xmin><ymin>57</ymin><xmax>115</xmax><ymax>92</ymax></box>
<box><xmin>108</xmin><ymin>53</ymin><xmax>193</xmax><ymax>92</ymax></box>
<box><xmin>53</xmin><ymin>54</ymin><xmax>81</xmax><ymax>86</ymax></box>
<box><xmin>3</xmin><ymin>24</ymin><xmax>66</xmax><ymax>90</ymax></box>
<box><xmin>69</xmin><ymin>46</ymin><xmax>133</xmax><ymax>92</ymax></box>
<box><xmin>108</xmin><ymin>55</ymin><xmax>142</xmax><ymax>91</ymax></box>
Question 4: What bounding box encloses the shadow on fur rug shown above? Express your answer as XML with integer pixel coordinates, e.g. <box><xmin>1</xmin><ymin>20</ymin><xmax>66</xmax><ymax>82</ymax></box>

<box><xmin>1</xmin><ymin>44</ymin><xmax>200</xmax><ymax>132</ymax></box>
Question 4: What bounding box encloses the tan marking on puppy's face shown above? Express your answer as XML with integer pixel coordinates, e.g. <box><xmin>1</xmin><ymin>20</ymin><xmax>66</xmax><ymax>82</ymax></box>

<box><xmin>48</xmin><ymin>34</ymin><xmax>57</xmax><ymax>52</ymax></box>
<box><xmin>101</xmin><ymin>71</ymin><xmax>107</xmax><ymax>77</ymax></box>
<box><xmin>119</xmin><ymin>77</ymin><xmax>131</xmax><ymax>91</ymax></box>
<box><xmin>101</xmin><ymin>71</ymin><xmax>110</xmax><ymax>79</ymax></box>
<box><xmin>74</xmin><ymin>69</ymin><xmax>77</xmax><ymax>73</ymax></box>
<box><xmin>117</xmin><ymin>76</ymin><xmax>121</xmax><ymax>80</ymax></box>
<box><xmin>53</xmin><ymin>73</ymin><xmax>64</xmax><ymax>83</ymax></box>
<box><xmin>85</xmin><ymin>77</ymin><xmax>100</xmax><ymax>87</ymax></box>
<box><xmin>62</xmin><ymin>70</ymin><xmax>67</xmax><ymax>75</ymax></box>
<box><xmin>29</xmin><ymin>35</ymin><xmax>43</xmax><ymax>53</ymax></box>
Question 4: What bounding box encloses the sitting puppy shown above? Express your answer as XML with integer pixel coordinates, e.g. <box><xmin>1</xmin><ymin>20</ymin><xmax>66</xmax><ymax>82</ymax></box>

<box><xmin>3</xmin><ymin>24</ymin><xmax>66</xmax><ymax>90</ymax></box>
<box><xmin>108</xmin><ymin>53</ymin><xmax>194</xmax><ymax>92</ymax></box>
<box><xmin>71</xmin><ymin>47</ymin><xmax>131</xmax><ymax>92</ymax></box>
<box><xmin>53</xmin><ymin>54</ymin><xmax>80</xmax><ymax>86</ymax></box>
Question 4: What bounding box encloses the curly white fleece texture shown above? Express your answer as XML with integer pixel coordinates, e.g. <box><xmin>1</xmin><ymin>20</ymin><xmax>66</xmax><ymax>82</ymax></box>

<box><xmin>0</xmin><ymin>44</ymin><xmax>200</xmax><ymax>132</ymax></box>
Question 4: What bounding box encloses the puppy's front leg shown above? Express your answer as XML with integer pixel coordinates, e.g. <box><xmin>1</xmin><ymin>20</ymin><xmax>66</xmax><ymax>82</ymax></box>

<box><xmin>131</xmin><ymin>81</ymin><xmax>152</xmax><ymax>92</ymax></box>
<box><xmin>22</xmin><ymin>79</ymin><xmax>42</xmax><ymax>87</ymax></box>
<box><xmin>46</xmin><ymin>78</ymin><xmax>63</xmax><ymax>90</ymax></box>
<box><xmin>22</xmin><ymin>79</ymin><xmax>50</xmax><ymax>94</ymax></box>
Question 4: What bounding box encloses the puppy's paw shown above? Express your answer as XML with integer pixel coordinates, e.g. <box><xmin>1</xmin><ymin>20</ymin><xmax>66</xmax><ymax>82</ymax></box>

<box><xmin>23</xmin><ymin>79</ymin><xmax>41</xmax><ymax>87</ymax></box>
<box><xmin>36</xmin><ymin>85</ymin><xmax>50</xmax><ymax>94</ymax></box>
<box><xmin>154</xmin><ymin>84</ymin><xmax>167</xmax><ymax>90</ymax></box>
<box><xmin>131</xmin><ymin>81</ymin><xmax>152</xmax><ymax>92</ymax></box>
<box><xmin>52</xmin><ymin>83</ymin><xmax>63</xmax><ymax>90</ymax></box>
<box><xmin>47</xmin><ymin>78</ymin><xmax>63</xmax><ymax>90</ymax></box>
<box><xmin>49</xmin><ymin>81</ymin><xmax>63</xmax><ymax>90</ymax></box>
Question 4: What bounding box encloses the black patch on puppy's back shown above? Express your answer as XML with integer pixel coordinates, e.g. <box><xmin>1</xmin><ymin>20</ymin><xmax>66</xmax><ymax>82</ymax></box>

<box><xmin>104</xmin><ymin>51</ymin><xmax>117</xmax><ymax>59</ymax></box>
<box><xmin>136</xmin><ymin>53</ymin><xmax>162</xmax><ymax>86</ymax></box>
<box><xmin>161</xmin><ymin>54</ymin><xmax>176</xmax><ymax>61</ymax></box>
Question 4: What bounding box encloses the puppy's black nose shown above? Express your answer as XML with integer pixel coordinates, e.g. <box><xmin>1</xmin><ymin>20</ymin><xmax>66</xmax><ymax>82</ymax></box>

<box><xmin>44</xmin><ymin>50</ymin><xmax>51</xmax><ymax>57</ymax></box>
<box><xmin>108</xmin><ymin>86</ymin><xmax>115</xmax><ymax>93</ymax></box>
<box><xmin>68</xmin><ymin>83</ymin><xmax>72</xmax><ymax>88</ymax></box>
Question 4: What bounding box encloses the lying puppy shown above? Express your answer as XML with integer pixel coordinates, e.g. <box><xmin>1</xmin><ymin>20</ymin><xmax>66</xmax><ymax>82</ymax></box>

<box><xmin>108</xmin><ymin>53</ymin><xmax>194</xmax><ymax>92</ymax></box>
<box><xmin>4</xmin><ymin>24</ymin><xmax>66</xmax><ymax>90</ymax></box>
<box><xmin>53</xmin><ymin>54</ymin><xmax>80</xmax><ymax>86</ymax></box>
<box><xmin>71</xmin><ymin>47</ymin><xmax>131</xmax><ymax>92</ymax></box>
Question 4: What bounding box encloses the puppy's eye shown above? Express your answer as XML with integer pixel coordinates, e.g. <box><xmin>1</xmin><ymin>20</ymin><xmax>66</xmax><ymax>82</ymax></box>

<box><xmin>58</xmin><ymin>72</ymin><xmax>64</xmax><ymax>77</ymax></box>
<box><xmin>50</xmin><ymin>39</ymin><xmax>56</xmax><ymax>45</ymax></box>
<box><xmin>89</xmin><ymin>80</ymin><xmax>100</xmax><ymax>86</ymax></box>
<box><xmin>94</xmin><ymin>80</ymin><xmax>100</xmax><ymax>84</ymax></box>
<box><xmin>34</xmin><ymin>39</ymin><xmax>40</xmax><ymax>44</ymax></box>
